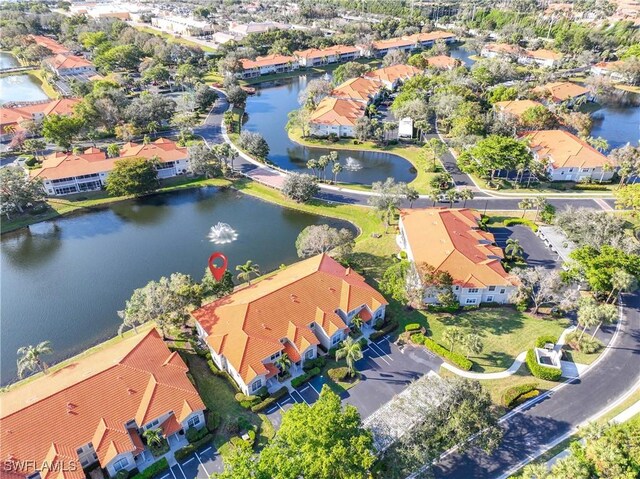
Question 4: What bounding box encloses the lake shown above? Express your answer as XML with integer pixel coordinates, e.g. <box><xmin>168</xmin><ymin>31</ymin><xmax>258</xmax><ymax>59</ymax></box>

<box><xmin>449</xmin><ymin>44</ymin><xmax>476</xmax><ymax>67</ymax></box>
<box><xmin>0</xmin><ymin>187</ymin><xmax>354</xmax><ymax>384</ymax></box>
<box><xmin>243</xmin><ymin>76</ymin><xmax>416</xmax><ymax>185</ymax></box>
<box><xmin>0</xmin><ymin>73</ymin><xmax>49</xmax><ymax>103</ymax></box>
<box><xmin>591</xmin><ymin>92</ymin><xmax>640</xmax><ymax>149</ymax></box>
<box><xmin>0</xmin><ymin>52</ymin><xmax>18</xmax><ymax>69</ymax></box>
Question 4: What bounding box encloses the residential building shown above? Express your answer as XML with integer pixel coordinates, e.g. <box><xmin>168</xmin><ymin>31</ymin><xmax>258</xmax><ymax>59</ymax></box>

<box><xmin>494</xmin><ymin>99</ymin><xmax>545</xmax><ymax>119</ymax></box>
<box><xmin>228</xmin><ymin>21</ymin><xmax>289</xmax><ymax>38</ymax></box>
<box><xmin>363</xmin><ymin>64</ymin><xmax>423</xmax><ymax>89</ymax></box>
<box><xmin>0</xmin><ymin>328</ymin><xmax>206</xmax><ymax>479</ymax></box>
<box><xmin>192</xmin><ymin>254</ymin><xmax>388</xmax><ymax>395</ymax></box>
<box><xmin>331</xmin><ymin>77</ymin><xmax>383</xmax><ymax>103</ymax></box>
<box><xmin>31</xmin><ymin>138</ymin><xmax>190</xmax><ymax>196</ymax></box>
<box><xmin>294</xmin><ymin>45</ymin><xmax>361</xmax><ymax>67</ymax></box>
<box><xmin>0</xmin><ymin>98</ymin><xmax>80</xmax><ymax>140</ymax></box>
<box><xmin>309</xmin><ymin>97</ymin><xmax>366</xmax><ymax>137</ymax></box>
<box><xmin>414</xmin><ymin>31</ymin><xmax>457</xmax><ymax>47</ymax></box>
<box><xmin>524</xmin><ymin>129</ymin><xmax>617</xmax><ymax>182</ymax></box>
<box><xmin>480</xmin><ymin>43</ymin><xmax>523</xmax><ymax>60</ymax></box>
<box><xmin>520</xmin><ymin>49</ymin><xmax>563</xmax><ymax>68</ymax></box>
<box><xmin>533</xmin><ymin>81</ymin><xmax>591</xmax><ymax>105</ymax></box>
<box><xmin>151</xmin><ymin>15</ymin><xmax>215</xmax><ymax>36</ymax></box>
<box><xmin>45</xmin><ymin>54</ymin><xmax>96</xmax><ymax>77</ymax></box>
<box><xmin>425</xmin><ymin>55</ymin><xmax>461</xmax><ymax>70</ymax></box>
<box><xmin>481</xmin><ymin>44</ymin><xmax>562</xmax><ymax>67</ymax></box>
<box><xmin>397</xmin><ymin>208</ymin><xmax>517</xmax><ymax>305</ymax></box>
<box><xmin>239</xmin><ymin>54</ymin><xmax>298</xmax><ymax>79</ymax></box>
<box><xmin>30</xmin><ymin>35</ymin><xmax>71</xmax><ymax>56</ymax></box>
<box><xmin>366</xmin><ymin>31</ymin><xmax>455</xmax><ymax>57</ymax></box>
<box><xmin>212</xmin><ymin>32</ymin><xmax>243</xmax><ymax>45</ymax></box>
<box><xmin>591</xmin><ymin>61</ymin><xmax>629</xmax><ymax>83</ymax></box>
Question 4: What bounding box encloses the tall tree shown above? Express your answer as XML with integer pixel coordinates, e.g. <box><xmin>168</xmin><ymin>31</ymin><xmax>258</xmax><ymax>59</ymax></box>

<box><xmin>336</xmin><ymin>337</ymin><xmax>364</xmax><ymax>377</ymax></box>
<box><xmin>105</xmin><ymin>157</ymin><xmax>158</xmax><ymax>197</ymax></box>
<box><xmin>0</xmin><ymin>166</ymin><xmax>45</xmax><ymax>219</ymax></box>
<box><xmin>368</xmin><ymin>178</ymin><xmax>407</xmax><ymax>231</ymax></box>
<box><xmin>17</xmin><ymin>341</ymin><xmax>53</xmax><ymax>378</ymax></box>
<box><xmin>295</xmin><ymin>224</ymin><xmax>354</xmax><ymax>259</ymax></box>
<box><xmin>41</xmin><ymin>114</ymin><xmax>82</xmax><ymax>150</ymax></box>
<box><xmin>236</xmin><ymin>260</ymin><xmax>260</xmax><ymax>285</ymax></box>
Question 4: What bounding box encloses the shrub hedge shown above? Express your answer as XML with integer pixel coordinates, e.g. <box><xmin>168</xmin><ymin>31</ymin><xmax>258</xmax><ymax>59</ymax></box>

<box><xmin>251</xmin><ymin>386</ymin><xmax>289</xmax><ymax>412</ymax></box>
<box><xmin>525</xmin><ymin>349</ymin><xmax>562</xmax><ymax>381</ymax></box>
<box><xmin>291</xmin><ymin>367</ymin><xmax>320</xmax><ymax>388</ymax></box>
<box><xmin>130</xmin><ymin>459</ymin><xmax>169</xmax><ymax>479</ymax></box>
<box><xmin>370</xmin><ymin>319</ymin><xmax>399</xmax><ymax>341</ymax></box>
<box><xmin>174</xmin><ymin>433</ymin><xmax>215</xmax><ymax>461</ymax></box>
<box><xmin>572</xmin><ymin>183</ymin><xmax>610</xmax><ymax>191</ymax></box>
<box><xmin>535</xmin><ymin>335</ymin><xmax>558</xmax><ymax>348</ymax></box>
<box><xmin>186</xmin><ymin>425</ymin><xmax>209</xmax><ymax>443</ymax></box>
<box><xmin>235</xmin><ymin>392</ymin><xmax>260</xmax><ymax>408</ymax></box>
<box><xmin>206</xmin><ymin>410</ymin><xmax>221</xmax><ymax>432</ymax></box>
<box><xmin>303</xmin><ymin>356</ymin><xmax>326</xmax><ymax>371</ymax></box>
<box><xmin>327</xmin><ymin>366</ymin><xmax>350</xmax><ymax>382</ymax></box>
<box><xmin>426</xmin><ymin>304</ymin><xmax>459</xmax><ymax>313</ymax></box>
<box><xmin>404</xmin><ymin>323</ymin><xmax>421</xmax><ymax>332</ymax></box>
<box><xmin>502</xmin><ymin>382</ymin><xmax>539</xmax><ymax>408</ymax></box>
<box><xmin>410</xmin><ymin>333</ymin><xmax>473</xmax><ymax>371</ymax></box>
<box><xmin>514</xmin><ymin>389</ymin><xmax>540</xmax><ymax>405</ymax></box>
<box><xmin>503</xmin><ymin>218</ymin><xmax>538</xmax><ymax>232</ymax></box>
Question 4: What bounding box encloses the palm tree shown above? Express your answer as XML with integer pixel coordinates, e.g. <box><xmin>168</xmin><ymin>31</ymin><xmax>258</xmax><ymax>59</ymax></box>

<box><xmin>351</xmin><ymin>314</ymin><xmax>364</xmax><ymax>332</ymax></box>
<box><xmin>587</xmin><ymin>136</ymin><xmax>609</xmax><ymax>153</ymax></box>
<box><xmin>307</xmin><ymin>159</ymin><xmax>318</xmax><ymax>177</ymax></box>
<box><xmin>533</xmin><ymin>197</ymin><xmax>548</xmax><ymax>221</ymax></box>
<box><xmin>146</xmin><ymin>121</ymin><xmax>159</xmax><ymax>137</ymax></box>
<box><xmin>591</xmin><ymin>303</ymin><xmax>617</xmax><ymax>338</ymax></box>
<box><xmin>599</xmin><ymin>163</ymin><xmax>613</xmax><ymax>184</ymax></box>
<box><xmin>405</xmin><ymin>187</ymin><xmax>419</xmax><ymax>207</ymax></box>
<box><xmin>520</xmin><ymin>463</ymin><xmax>549</xmax><ymax>479</ymax></box>
<box><xmin>458</xmin><ymin>188</ymin><xmax>474</xmax><ymax>207</ymax></box>
<box><xmin>17</xmin><ymin>341</ymin><xmax>53</xmax><ymax>378</ymax></box>
<box><xmin>275</xmin><ymin>352</ymin><xmax>291</xmax><ymax>377</ymax></box>
<box><xmin>505</xmin><ymin>238</ymin><xmax>524</xmax><ymax>260</ymax></box>
<box><xmin>518</xmin><ymin>198</ymin><xmax>535</xmax><ymax>218</ymax></box>
<box><xmin>332</xmin><ymin>162</ymin><xmax>343</xmax><ymax>184</ymax></box>
<box><xmin>236</xmin><ymin>260</ymin><xmax>260</xmax><ymax>285</ymax></box>
<box><xmin>335</xmin><ymin>337</ymin><xmax>363</xmax><ymax>377</ymax></box>
<box><xmin>428</xmin><ymin>189</ymin><xmax>440</xmax><ymax>207</ymax></box>
<box><xmin>143</xmin><ymin>428</ymin><xmax>164</xmax><ymax>448</ymax></box>
<box><xmin>606</xmin><ymin>269</ymin><xmax>637</xmax><ymax>303</ymax></box>
<box><xmin>446</xmin><ymin>189</ymin><xmax>460</xmax><ymax>208</ymax></box>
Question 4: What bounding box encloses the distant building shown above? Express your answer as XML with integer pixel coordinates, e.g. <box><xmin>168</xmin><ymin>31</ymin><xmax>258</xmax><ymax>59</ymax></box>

<box><xmin>398</xmin><ymin>208</ymin><xmax>517</xmax><ymax>305</ymax></box>
<box><xmin>365</xmin><ymin>31</ymin><xmax>456</xmax><ymax>57</ymax></box>
<box><xmin>591</xmin><ymin>61</ymin><xmax>629</xmax><ymax>83</ymax></box>
<box><xmin>192</xmin><ymin>254</ymin><xmax>388</xmax><ymax>395</ymax></box>
<box><xmin>30</xmin><ymin>35</ymin><xmax>71</xmax><ymax>56</ymax></box>
<box><xmin>520</xmin><ymin>49</ymin><xmax>563</xmax><ymax>68</ymax></box>
<box><xmin>524</xmin><ymin>129</ymin><xmax>617</xmax><ymax>182</ymax></box>
<box><xmin>494</xmin><ymin>99</ymin><xmax>545</xmax><ymax>119</ymax></box>
<box><xmin>363</xmin><ymin>64</ymin><xmax>422</xmax><ymax>89</ymax></box>
<box><xmin>481</xmin><ymin>43</ymin><xmax>523</xmax><ymax>60</ymax></box>
<box><xmin>533</xmin><ymin>81</ymin><xmax>592</xmax><ymax>105</ymax></box>
<box><xmin>481</xmin><ymin>43</ymin><xmax>562</xmax><ymax>68</ymax></box>
<box><xmin>0</xmin><ymin>98</ymin><xmax>80</xmax><ymax>140</ymax></box>
<box><xmin>294</xmin><ymin>45</ymin><xmax>361</xmax><ymax>67</ymax></box>
<box><xmin>45</xmin><ymin>53</ymin><xmax>96</xmax><ymax>76</ymax></box>
<box><xmin>0</xmin><ymin>328</ymin><xmax>206</xmax><ymax>479</ymax></box>
<box><xmin>239</xmin><ymin>54</ymin><xmax>298</xmax><ymax>79</ymax></box>
<box><xmin>309</xmin><ymin>97</ymin><xmax>365</xmax><ymax>137</ymax></box>
<box><xmin>152</xmin><ymin>15</ymin><xmax>215</xmax><ymax>36</ymax></box>
<box><xmin>331</xmin><ymin>77</ymin><xmax>383</xmax><ymax>103</ymax></box>
<box><xmin>31</xmin><ymin>138</ymin><xmax>191</xmax><ymax>196</ymax></box>
<box><xmin>425</xmin><ymin>55</ymin><xmax>461</xmax><ymax>70</ymax></box>
<box><xmin>228</xmin><ymin>21</ymin><xmax>289</xmax><ymax>38</ymax></box>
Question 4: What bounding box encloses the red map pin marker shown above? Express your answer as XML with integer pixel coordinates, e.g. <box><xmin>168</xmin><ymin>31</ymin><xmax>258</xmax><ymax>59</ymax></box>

<box><xmin>208</xmin><ymin>252</ymin><xmax>228</xmax><ymax>281</ymax></box>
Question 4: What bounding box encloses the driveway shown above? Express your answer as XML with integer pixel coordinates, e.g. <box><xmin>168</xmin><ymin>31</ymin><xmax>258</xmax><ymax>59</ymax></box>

<box><xmin>264</xmin><ymin>335</ymin><xmax>442</xmax><ymax>428</ymax></box>
<box><xmin>490</xmin><ymin>224</ymin><xmax>559</xmax><ymax>269</ymax></box>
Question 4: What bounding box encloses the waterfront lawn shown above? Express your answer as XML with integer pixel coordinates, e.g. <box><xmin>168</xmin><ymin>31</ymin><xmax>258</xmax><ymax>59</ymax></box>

<box><xmin>287</xmin><ymin>128</ymin><xmax>436</xmax><ymax>193</ymax></box>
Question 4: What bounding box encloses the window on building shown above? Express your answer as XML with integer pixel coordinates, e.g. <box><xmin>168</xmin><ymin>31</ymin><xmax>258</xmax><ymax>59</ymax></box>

<box><xmin>252</xmin><ymin>379</ymin><xmax>262</xmax><ymax>391</ymax></box>
<box><xmin>488</xmin><ymin>286</ymin><xmax>496</xmax><ymax>292</ymax></box>
<box><xmin>331</xmin><ymin>334</ymin><xmax>341</xmax><ymax>345</ymax></box>
<box><xmin>306</xmin><ymin>349</ymin><xmax>314</xmax><ymax>359</ymax></box>
<box><xmin>487</xmin><ymin>296</ymin><xmax>494</xmax><ymax>302</ymax></box>
<box><xmin>466</xmin><ymin>298</ymin><xmax>477</xmax><ymax>304</ymax></box>
<box><xmin>468</xmin><ymin>288</ymin><xmax>479</xmax><ymax>294</ymax></box>
<box><xmin>500</xmin><ymin>289</ymin><xmax>506</xmax><ymax>294</ymax></box>
<box><xmin>113</xmin><ymin>458</ymin><xmax>128</xmax><ymax>472</ymax></box>
<box><xmin>77</xmin><ymin>447</ymin><xmax>84</xmax><ymax>454</ymax></box>
<box><xmin>187</xmin><ymin>415</ymin><xmax>201</xmax><ymax>428</ymax></box>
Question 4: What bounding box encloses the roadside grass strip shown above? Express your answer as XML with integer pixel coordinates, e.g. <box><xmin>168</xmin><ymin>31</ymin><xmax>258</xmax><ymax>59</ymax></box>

<box><xmin>363</xmin><ymin>371</ymin><xmax>443</xmax><ymax>452</ymax></box>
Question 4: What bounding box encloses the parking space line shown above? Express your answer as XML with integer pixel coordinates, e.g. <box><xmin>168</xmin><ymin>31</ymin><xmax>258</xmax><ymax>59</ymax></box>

<box><xmin>160</xmin><ymin>474</ymin><xmax>170</xmax><ymax>479</ymax></box>
<box><xmin>369</xmin><ymin>341</ymin><xmax>393</xmax><ymax>361</ymax></box>
<box><xmin>182</xmin><ymin>458</ymin><xmax>194</xmax><ymax>465</ymax></box>
<box><xmin>299</xmin><ymin>384</ymin><xmax>311</xmax><ymax>392</ymax></box>
<box><xmin>308</xmin><ymin>381</ymin><xmax>321</xmax><ymax>396</ymax></box>
<box><xmin>367</xmin><ymin>348</ymin><xmax>391</xmax><ymax>366</ymax></box>
<box><xmin>292</xmin><ymin>390</ymin><xmax>309</xmax><ymax>405</ymax></box>
<box><xmin>169</xmin><ymin>467</ymin><xmax>177</xmax><ymax>479</ymax></box>
<box><xmin>176</xmin><ymin>463</ymin><xmax>187</xmax><ymax>479</ymax></box>
<box><xmin>195</xmin><ymin>452</ymin><xmax>209</xmax><ymax>476</ymax></box>
<box><xmin>201</xmin><ymin>446</ymin><xmax>212</xmax><ymax>454</ymax></box>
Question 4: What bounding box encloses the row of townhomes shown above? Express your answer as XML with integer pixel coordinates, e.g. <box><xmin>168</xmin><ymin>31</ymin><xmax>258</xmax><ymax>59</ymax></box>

<box><xmin>30</xmin><ymin>35</ymin><xmax>97</xmax><ymax>77</ymax></box>
<box><xmin>493</xmin><ymin>98</ymin><xmax>617</xmax><ymax>182</ymax></box>
<box><xmin>398</xmin><ymin>208</ymin><xmax>518</xmax><ymax>305</ymax></box>
<box><xmin>236</xmin><ymin>30</ymin><xmax>456</xmax><ymax>79</ymax></box>
<box><xmin>0</xmin><ymin>98</ymin><xmax>80</xmax><ymax>141</ymax></box>
<box><xmin>192</xmin><ymin>254</ymin><xmax>388</xmax><ymax>395</ymax></box>
<box><xmin>31</xmin><ymin>138</ymin><xmax>190</xmax><ymax>196</ymax></box>
<box><xmin>309</xmin><ymin>64</ymin><xmax>423</xmax><ymax>137</ymax></box>
<box><xmin>480</xmin><ymin>43</ymin><xmax>563</xmax><ymax>68</ymax></box>
<box><xmin>0</xmin><ymin>329</ymin><xmax>206</xmax><ymax>479</ymax></box>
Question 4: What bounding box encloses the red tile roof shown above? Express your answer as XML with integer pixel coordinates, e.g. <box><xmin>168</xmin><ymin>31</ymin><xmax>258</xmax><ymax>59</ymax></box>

<box><xmin>0</xmin><ymin>329</ymin><xmax>205</xmax><ymax>479</ymax></box>
<box><xmin>1</xmin><ymin>99</ymin><xmax>80</xmax><ymax>134</ymax></box>
<box><xmin>309</xmin><ymin>97</ymin><xmax>365</xmax><ymax>126</ymax></box>
<box><xmin>294</xmin><ymin>45</ymin><xmax>360</xmax><ymax>60</ymax></box>
<box><xmin>400</xmin><ymin>208</ymin><xmax>515</xmax><ymax>288</ymax></box>
<box><xmin>46</xmin><ymin>54</ymin><xmax>94</xmax><ymax>71</ymax></box>
<box><xmin>30</xmin><ymin>35</ymin><xmax>71</xmax><ymax>55</ymax></box>
<box><xmin>192</xmin><ymin>254</ymin><xmax>387</xmax><ymax>385</ymax></box>
<box><xmin>524</xmin><ymin>129</ymin><xmax>616</xmax><ymax>169</ymax></box>
<box><xmin>240</xmin><ymin>54</ymin><xmax>296</xmax><ymax>70</ymax></box>
<box><xmin>331</xmin><ymin>77</ymin><xmax>382</xmax><ymax>101</ymax></box>
<box><xmin>364</xmin><ymin>64</ymin><xmax>422</xmax><ymax>85</ymax></box>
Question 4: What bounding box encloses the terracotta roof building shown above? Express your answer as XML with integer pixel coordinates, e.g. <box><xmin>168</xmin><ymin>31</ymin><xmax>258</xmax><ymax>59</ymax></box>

<box><xmin>398</xmin><ymin>208</ymin><xmax>517</xmax><ymax>305</ymax></box>
<box><xmin>367</xmin><ymin>31</ymin><xmax>456</xmax><ymax>56</ymax></box>
<box><xmin>30</xmin><ymin>35</ymin><xmax>71</xmax><ymax>56</ymax></box>
<box><xmin>364</xmin><ymin>64</ymin><xmax>423</xmax><ymax>88</ymax></box>
<box><xmin>192</xmin><ymin>254</ymin><xmax>388</xmax><ymax>394</ymax></box>
<box><xmin>0</xmin><ymin>98</ymin><xmax>80</xmax><ymax>137</ymax></box>
<box><xmin>481</xmin><ymin>44</ymin><xmax>562</xmax><ymax>67</ymax></box>
<box><xmin>331</xmin><ymin>76</ymin><xmax>383</xmax><ymax>102</ymax></box>
<box><xmin>533</xmin><ymin>81</ymin><xmax>591</xmax><ymax>104</ymax></box>
<box><xmin>524</xmin><ymin>129</ymin><xmax>617</xmax><ymax>182</ymax></box>
<box><xmin>239</xmin><ymin>54</ymin><xmax>298</xmax><ymax>79</ymax></box>
<box><xmin>31</xmin><ymin>138</ymin><xmax>191</xmax><ymax>196</ymax></box>
<box><xmin>425</xmin><ymin>55</ymin><xmax>460</xmax><ymax>70</ymax></box>
<box><xmin>0</xmin><ymin>329</ymin><xmax>206</xmax><ymax>479</ymax></box>
<box><xmin>591</xmin><ymin>60</ymin><xmax>630</xmax><ymax>83</ymax></box>
<box><xmin>45</xmin><ymin>54</ymin><xmax>96</xmax><ymax>76</ymax></box>
<box><xmin>494</xmin><ymin>99</ymin><xmax>545</xmax><ymax>118</ymax></box>
<box><xmin>294</xmin><ymin>45</ymin><xmax>361</xmax><ymax>67</ymax></box>
<box><xmin>309</xmin><ymin>97</ymin><xmax>366</xmax><ymax>137</ymax></box>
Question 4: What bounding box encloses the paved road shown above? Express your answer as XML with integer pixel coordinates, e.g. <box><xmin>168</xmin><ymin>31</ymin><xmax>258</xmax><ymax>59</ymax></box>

<box><xmin>432</xmin><ymin>292</ymin><xmax>640</xmax><ymax>479</ymax></box>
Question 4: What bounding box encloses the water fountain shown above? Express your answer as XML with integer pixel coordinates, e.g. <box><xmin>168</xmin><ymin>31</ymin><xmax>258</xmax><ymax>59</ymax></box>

<box><xmin>207</xmin><ymin>222</ymin><xmax>238</xmax><ymax>244</ymax></box>
<box><xmin>343</xmin><ymin>157</ymin><xmax>363</xmax><ymax>171</ymax></box>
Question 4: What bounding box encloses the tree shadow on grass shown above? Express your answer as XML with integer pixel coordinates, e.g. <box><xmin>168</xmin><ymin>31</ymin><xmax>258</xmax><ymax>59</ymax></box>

<box><xmin>435</xmin><ymin>307</ymin><xmax>526</xmax><ymax>337</ymax></box>
<box><xmin>471</xmin><ymin>351</ymin><xmax>517</xmax><ymax>373</ymax></box>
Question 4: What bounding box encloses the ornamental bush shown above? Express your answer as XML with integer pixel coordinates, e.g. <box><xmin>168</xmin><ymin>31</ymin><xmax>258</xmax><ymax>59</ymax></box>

<box><xmin>130</xmin><ymin>458</ymin><xmax>169</xmax><ymax>479</ymax></box>
<box><xmin>328</xmin><ymin>366</ymin><xmax>350</xmax><ymax>382</ymax></box>
<box><xmin>251</xmin><ymin>386</ymin><xmax>288</xmax><ymax>412</ymax></box>
<box><xmin>290</xmin><ymin>367</ymin><xmax>321</xmax><ymax>388</ymax></box>
<box><xmin>410</xmin><ymin>333</ymin><xmax>473</xmax><ymax>370</ymax></box>
<box><xmin>186</xmin><ymin>425</ymin><xmax>209</xmax><ymax>443</ymax></box>
<box><xmin>370</xmin><ymin>319</ymin><xmax>399</xmax><ymax>341</ymax></box>
<box><xmin>303</xmin><ymin>356</ymin><xmax>326</xmax><ymax>371</ymax></box>
<box><xmin>502</xmin><ymin>382</ymin><xmax>539</xmax><ymax>408</ymax></box>
<box><xmin>503</xmin><ymin>218</ymin><xmax>538</xmax><ymax>232</ymax></box>
<box><xmin>235</xmin><ymin>392</ymin><xmax>260</xmax><ymax>408</ymax></box>
<box><xmin>525</xmin><ymin>349</ymin><xmax>562</xmax><ymax>381</ymax></box>
<box><xmin>405</xmin><ymin>323</ymin><xmax>421</xmax><ymax>332</ymax></box>
<box><xmin>535</xmin><ymin>335</ymin><xmax>559</xmax><ymax>348</ymax></box>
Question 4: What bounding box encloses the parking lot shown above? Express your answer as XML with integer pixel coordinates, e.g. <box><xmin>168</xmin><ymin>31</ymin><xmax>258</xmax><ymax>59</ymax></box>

<box><xmin>490</xmin><ymin>224</ymin><xmax>559</xmax><ymax>269</ymax></box>
<box><xmin>163</xmin><ymin>445</ymin><xmax>223</xmax><ymax>479</ymax></box>
<box><xmin>265</xmin><ymin>335</ymin><xmax>442</xmax><ymax>426</ymax></box>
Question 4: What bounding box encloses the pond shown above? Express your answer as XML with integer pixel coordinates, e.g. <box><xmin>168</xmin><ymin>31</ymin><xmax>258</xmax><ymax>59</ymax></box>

<box><xmin>0</xmin><ymin>73</ymin><xmax>49</xmax><ymax>103</ymax></box>
<box><xmin>243</xmin><ymin>76</ymin><xmax>416</xmax><ymax>185</ymax></box>
<box><xmin>0</xmin><ymin>187</ymin><xmax>354</xmax><ymax>384</ymax></box>
<box><xmin>0</xmin><ymin>52</ymin><xmax>19</xmax><ymax>69</ymax></box>
<box><xmin>590</xmin><ymin>92</ymin><xmax>640</xmax><ymax>150</ymax></box>
<box><xmin>449</xmin><ymin>44</ymin><xmax>476</xmax><ymax>67</ymax></box>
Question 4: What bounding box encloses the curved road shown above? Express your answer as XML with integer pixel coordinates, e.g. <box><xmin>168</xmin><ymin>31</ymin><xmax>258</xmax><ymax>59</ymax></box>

<box><xmin>199</xmin><ymin>92</ymin><xmax>616</xmax><ymax>212</ymax></box>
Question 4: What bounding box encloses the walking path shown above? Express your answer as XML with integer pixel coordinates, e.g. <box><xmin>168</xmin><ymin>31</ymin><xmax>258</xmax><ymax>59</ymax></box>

<box><xmin>440</xmin><ymin>325</ymin><xmax>588</xmax><ymax>380</ymax></box>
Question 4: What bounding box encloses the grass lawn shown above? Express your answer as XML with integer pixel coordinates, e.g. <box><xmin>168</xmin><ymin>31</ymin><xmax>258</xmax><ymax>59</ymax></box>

<box><xmin>562</xmin><ymin>344</ymin><xmax>602</xmax><ymax>365</ymax></box>
<box><xmin>133</xmin><ymin>26</ymin><xmax>217</xmax><ymax>53</ymax></box>
<box><xmin>28</xmin><ymin>69</ymin><xmax>59</xmax><ymax>98</ymax></box>
<box><xmin>288</xmin><ymin>128</ymin><xmax>436</xmax><ymax>193</ymax></box>
<box><xmin>2</xmin><ymin>177</ymin><xmax>231</xmax><ymax>234</ymax></box>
